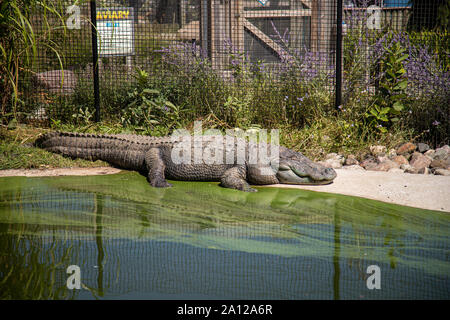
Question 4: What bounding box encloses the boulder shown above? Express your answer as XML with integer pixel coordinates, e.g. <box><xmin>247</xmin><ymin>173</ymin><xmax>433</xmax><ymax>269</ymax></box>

<box><xmin>387</xmin><ymin>149</ymin><xmax>397</xmax><ymax>159</ymax></box>
<box><xmin>388</xmin><ymin>168</ymin><xmax>404</xmax><ymax>174</ymax></box>
<box><xmin>367</xmin><ymin>159</ymin><xmax>399</xmax><ymax>172</ymax></box>
<box><xmin>418</xmin><ymin>167</ymin><xmax>430</xmax><ymax>174</ymax></box>
<box><xmin>434</xmin><ymin>169</ymin><xmax>450</xmax><ymax>176</ymax></box>
<box><xmin>430</xmin><ymin>156</ymin><xmax>450</xmax><ymax>170</ymax></box>
<box><xmin>417</xmin><ymin>143</ymin><xmax>430</xmax><ymax>153</ymax></box>
<box><xmin>432</xmin><ymin>148</ymin><xmax>449</xmax><ymax>161</ymax></box>
<box><xmin>345</xmin><ymin>154</ymin><xmax>359</xmax><ymax>166</ymax></box>
<box><xmin>437</xmin><ymin>145</ymin><xmax>450</xmax><ymax>153</ymax></box>
<box><xmin>409</xmin><ymin>152</ymin><xmax>432</xmax><ymax>170</ymax></box>
<box><xmin>396</xmin><ymin>142</ymin><xmax>416</xmax><ymax>155</ymax></box>
<box><xmin>393</xmin><ymin>155</ymin><xmax>409</xmax><ymax>166</ymax></box>
<box><xmin>32</xmin><ymin>70</ymin><xmax>77</xmax><ymax>94</ymax></box>
<box><xmin>341</xmin><ymin>164</ymin><xmax>365</xmax><ymax>171</ymax></box>
<box><xmin>401</xmin><ymin>164</ymin><xmax>418</xmax><ymax>174</ymax></box>
<box><xmin>319</xmin><ymin>153</ymin><xmax>345</xmax><ymax>169</ymax></box>
<box><xmin>360</xmin><ymin>157</ymin><xmax>378</xmax><ymax>170</ymax></box>
<box><xmin>424</xmin><ymin>149</ymin><xmax>435</xmax><ymax>158</ymax></box>
<box><xmin>370</xmin><ymin>145</ymin><xmax>387</xmax><ymax>156</ymax></box>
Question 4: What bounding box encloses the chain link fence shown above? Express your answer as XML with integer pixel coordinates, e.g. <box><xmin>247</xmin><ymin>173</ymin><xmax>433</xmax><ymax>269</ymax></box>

<box><xmin>10</xmin><ymin>0</ymin><xmax>450</xmax><ymax>145</ymax></box>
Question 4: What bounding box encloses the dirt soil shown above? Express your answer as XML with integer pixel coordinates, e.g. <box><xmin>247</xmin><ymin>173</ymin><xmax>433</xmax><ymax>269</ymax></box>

<box><xmin>0</xmin><ymin>167</ymin><xmax>449</xmax><ymax>212</ymax></box>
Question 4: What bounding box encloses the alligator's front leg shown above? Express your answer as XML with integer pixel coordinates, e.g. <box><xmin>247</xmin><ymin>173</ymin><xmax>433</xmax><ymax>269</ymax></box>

<box><xmin>144</xmin><ymin>148</ymin><xmax>172</xmax><ymax>188</ymax></box>
<box><xmin>220</xmin><ymin>165</ymin><xmax>257</xmax><ymax>192</ymax></box>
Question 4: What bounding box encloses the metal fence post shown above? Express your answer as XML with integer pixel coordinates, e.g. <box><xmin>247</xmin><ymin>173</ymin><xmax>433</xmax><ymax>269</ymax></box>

<box><xmin>90</xmin><ymin>1</ymin><xmax>101</xmax><ymax>122</ymax></box>
<box><xmin>335</xmin><ymin>0</ymin><xmax>343</xmax><ymax>111</ymax></box>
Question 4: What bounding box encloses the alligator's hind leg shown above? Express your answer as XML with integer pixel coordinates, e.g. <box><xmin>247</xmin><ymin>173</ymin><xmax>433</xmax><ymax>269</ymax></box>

<box><xmin>220</xmin><ymin>165</ymin><xmax>257</xmax><ymax>192</ymax></box>
<box><xmin>144</xmin><ymin>148</ymin><xmax>172</xmax><ymax>188</ymax></box>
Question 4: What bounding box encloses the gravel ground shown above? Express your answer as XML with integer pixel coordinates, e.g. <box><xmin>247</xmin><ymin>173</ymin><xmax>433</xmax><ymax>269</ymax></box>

<box><xmin>1</xmin><ymin>167</ymin><xmax>449</xmax><ymax>212</ymax></box>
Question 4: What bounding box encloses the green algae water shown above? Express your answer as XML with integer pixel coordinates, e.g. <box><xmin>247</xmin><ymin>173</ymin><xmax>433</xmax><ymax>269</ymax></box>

<box><xmin>0</xmin><ymin>172</ymin><xmax>449</xmax><ymax>299</ymax></box>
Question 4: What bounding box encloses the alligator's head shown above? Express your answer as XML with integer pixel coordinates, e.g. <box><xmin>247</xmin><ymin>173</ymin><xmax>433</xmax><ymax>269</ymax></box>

<box><xmin>276</xmin><ymin>158</ymin><xmax>337</xmax><ymax>185</ymax></box>
<box><xmin>274</xmin><ymin>146</ymin><xmax>336</xmax><ymax>185</ymax></box>
<box><xmin>247</xmin><ymin>147</ymin><xmax>337</xmax><ymax>186</ymax></box>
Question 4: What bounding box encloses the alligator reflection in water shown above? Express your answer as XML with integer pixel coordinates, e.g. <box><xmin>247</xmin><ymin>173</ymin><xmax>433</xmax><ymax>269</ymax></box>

<box><xmin>0</xmin><ymin>172</ymin><xmax>449</xmax><ymax>299</ymax></box>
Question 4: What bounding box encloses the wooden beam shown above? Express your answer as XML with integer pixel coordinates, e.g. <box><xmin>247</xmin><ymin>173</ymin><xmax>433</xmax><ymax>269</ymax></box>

<box><xmin>243</xmin><ymin>19</ymin><xmax>289</xmax><ymax>59</ymax></box>
<box><xmin>301</xmin><ymin>0</ymin><xmax>312</xmax><ymax>8</ymax></box>
<box><xmin>310</xmin><ymin>0</ymin><xmax>319</xmax><ymax>52</ymax></box>
<box><xmin>244</xmin><ymin>9</ymin><xmax>311</xmax><ymax>18</ymax></box>
<box><xmin>231</xmin><ymin>0</ymin><xmax>244</xmax><ymax>53</ymax></box>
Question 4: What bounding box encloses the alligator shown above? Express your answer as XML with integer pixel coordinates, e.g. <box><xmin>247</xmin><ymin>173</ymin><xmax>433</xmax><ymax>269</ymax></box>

<box><xmin>35</xmin><ymin>131</ymin><xmax>336</xmax><ymax>192</ymax></box>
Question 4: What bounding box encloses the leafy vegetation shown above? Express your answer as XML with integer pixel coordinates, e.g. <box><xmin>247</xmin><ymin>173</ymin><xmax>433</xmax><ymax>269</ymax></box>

<box><xmin>0</xmin><ymin>1</ymin><xmax>448</xmax><ymax>171</ymax></box>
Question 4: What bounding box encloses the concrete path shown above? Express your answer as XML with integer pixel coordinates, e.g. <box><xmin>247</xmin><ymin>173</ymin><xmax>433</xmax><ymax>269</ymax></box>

<box><xmin>269</xmin><ymin>168</ymin><xmax>450</xmax><ymax>213</ymax></box>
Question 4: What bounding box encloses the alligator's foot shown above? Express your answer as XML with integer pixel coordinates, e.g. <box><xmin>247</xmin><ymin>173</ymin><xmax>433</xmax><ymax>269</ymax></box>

<box><xmin>148</xmin><ymin>177</ymin><xmax>173</xmax><ymax>188</ymax></box>
<box><xmin>220</xmin><ymin>166</ymin><xmax>258</xmax><ymax>192</ymax></box>
<box><xmin>145</xmin><ymin>148</ymin><xmax>172</xmax><ymax>188</ymax></box>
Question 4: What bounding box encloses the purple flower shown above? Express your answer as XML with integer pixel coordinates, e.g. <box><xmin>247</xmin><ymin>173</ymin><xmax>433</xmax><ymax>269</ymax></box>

<box><xmin>432</xmin><ymin>120</ymin><xmax>441</xmax><ymax>126</ymax></box>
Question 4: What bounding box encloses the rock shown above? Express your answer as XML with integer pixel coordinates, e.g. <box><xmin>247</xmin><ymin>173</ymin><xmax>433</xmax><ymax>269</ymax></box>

<box><xmin>32</xmin><ymin>70</ymin><xmax>77</xmax><ymax>94</ymax></box>
<box><xmin>432</xmin><ymin>148</ymin><xmax>449</xmax><ymax>161</ymax></box>
<box><xmin>325</xmin><ymin>153</ymin><xmax>344</xmax><ymax>162</ymax></box>
<box><xmin>367</xmin><ymin>159</ymin><xmax>399</xmax><ymax>172</ymax></box>
<box><xmin>393</xmin><ymin>155</ymin><xmax>409</xmax><ymax>166</ymax></box>
<box><xmin>401</xmin><ymin>164</ymin><xmax>418</xmax><ymax>174</ymax></box>
<box><xmin>370</xmin><ymin>145</ymin><xmax>387</xmax><ymax>156</ymax></box>
<box><xmin>409</xmin><ymin>152</ymin><xmax>432</xmax><ymax>170</ymax></box>
<box><xmin>417</xmin><ymin>143</ymin><xmax>430</xmax><ymax>153</ymax></box>
<box><xmin>430</xmin><ymin>156</ymin><xmax>450</xmax><ymax>170</ymax></box>
<box><xmin>345</xmin><ymin>154</ymin><xmax>359</xmax><ymax>166</ymax></box>
<box><xmin>437</xmin><ymin>145</ymin><xmax>450</xmax><ymax>153</ymax></box>
<box><xmin>387</xmin><ymin>149</ymin><xmax>397</xmax><ymax>159</ymax></box>
<box><xmin>418</xmin><ymin>167</ymin><xmax>430</xmax><ymax>174</ymax></box>
<box><xmin>377</xmin><ymin>155</ymin><xmax>389</xmax><ymax>163</ymax></box>
<box><xmin>341</xmin><ymin>164</ymin><xmax>365</xmax><ymax>171</ymax></box>
<box><xmin>434</xmin><ymin>168</ymin><xmax>450</xmax><ymax>176</ymax></box>
<box><xmin>396</xmin><ymin>142</ymin><xmax>416</xmax><ymax>155</ymax></box>
<box><xmin>320</xmin><ymin>153</ymin><xmax>345</xmax><ymax>169</ymax></box>
<box><xmin>424</xmin><ymin>149</ymin><xmax>435</xmax><ymax>158</ymax></box>
<box><xmin>360</xmin><ymin>157</ymin><xmax>378</xmax><ymax>170</ymax></box>
<box><xmin>388</xmin><ymin>168</ymin><xmax>404</xmax><ymax>174</ymax></box>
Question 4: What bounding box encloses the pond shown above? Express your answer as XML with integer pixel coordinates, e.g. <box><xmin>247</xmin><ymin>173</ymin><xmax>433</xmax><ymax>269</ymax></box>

<box><xmin>0</xmin><ymin>172</ymin><xmax>449</xmax><ymax>300</ymax></box>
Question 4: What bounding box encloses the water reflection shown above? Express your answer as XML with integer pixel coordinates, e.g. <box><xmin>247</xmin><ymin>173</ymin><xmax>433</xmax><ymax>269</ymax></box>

<box><xmin>0</xmin><ymin>172</ymin><xmax>449</xmax><ymax>299</ymax></box>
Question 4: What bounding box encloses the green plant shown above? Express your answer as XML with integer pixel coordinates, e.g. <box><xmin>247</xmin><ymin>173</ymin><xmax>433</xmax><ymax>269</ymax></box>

<box><xmin>72</xmin><ymin>106</ymin><xmax>94</xmax><ymax>125</ymax></box>
<box><xmin>0</xmin><ymin>0</ymin><xmax>65</xmax><ymax>123</ymax></box>
<box><xmin>366</xmin><ymin>41</ymin><xmax>409</xmax><ymax>133</ymax></box>
<box><xmin>223</xmin><ymin>94</ymin><xmax>253</xmax><ymax>128</ymax></box>
<box><xmin>122</xmin><ymin>69</ymin><xmax>184</xmax><ymax>135</ymax></box>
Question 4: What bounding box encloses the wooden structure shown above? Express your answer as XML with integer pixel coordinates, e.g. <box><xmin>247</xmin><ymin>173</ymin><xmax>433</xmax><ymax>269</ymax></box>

<box><xmin>199</xmin><ymin>0</ymin><xmax>333</xmax><ymax>69</ymax></box>
<box><xmin>193</xmin><ymin>1</ymin><xmax>412</xmax><ymax>69</ymax></box>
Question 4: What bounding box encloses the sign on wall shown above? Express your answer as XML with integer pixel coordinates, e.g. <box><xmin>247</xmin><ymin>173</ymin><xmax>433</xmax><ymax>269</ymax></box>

<box><xmin>96</xmin><ymin>7</ymin><xmax>134</xmax><ymax>56</ymax></box>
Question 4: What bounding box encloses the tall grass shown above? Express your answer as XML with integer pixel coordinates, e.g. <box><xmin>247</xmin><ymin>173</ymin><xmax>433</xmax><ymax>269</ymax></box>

<box><xmin>0</xmin><ymin>0</ymin><xmax>66</xmax><ymax>123</ymax></box>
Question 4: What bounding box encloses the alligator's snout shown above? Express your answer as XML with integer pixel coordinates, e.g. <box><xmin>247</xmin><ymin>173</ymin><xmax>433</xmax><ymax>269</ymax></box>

<box><xmin>276</xmin><ymin>159</ymin><xmax>337</xmax><ymax>185</ymax></box>
<box><xmin>324</xmin><ymin>167</ymin><xmax>337</xmax><ymax>181</ymax></box>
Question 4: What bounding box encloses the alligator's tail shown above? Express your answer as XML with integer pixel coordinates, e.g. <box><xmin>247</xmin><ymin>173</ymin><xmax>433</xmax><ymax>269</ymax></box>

<box><xmin>35</xmin><ymin>131</ymin><xmax>146</xmax><ymax>168</ymax></box>
<box><xmin>35</xmin><ymin>131</ymin><xmax>107</xmax><ymax>161</ymax></box>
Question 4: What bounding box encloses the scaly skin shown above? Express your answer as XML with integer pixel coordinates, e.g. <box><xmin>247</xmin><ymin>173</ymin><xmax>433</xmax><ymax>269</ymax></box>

<box><xmin>35</xmin><ymin>131</ymin><xmax>336</xmax><ymax>192</ymax></box>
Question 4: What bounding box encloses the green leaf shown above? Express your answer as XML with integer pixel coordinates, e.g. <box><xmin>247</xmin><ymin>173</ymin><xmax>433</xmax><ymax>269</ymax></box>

<box><xmin>396</xmin><ymin>54</ymin><xmax>409</xmax><ymax>63</ymax></box>
<box><xmin>393</xmin><ymin>101</ymin><xmax>404</xmax><ymax>111</ymax></box>
<box><xmin>396</xmin><ymin>68</ymin><xmax>406</xmax><ymax>75</ymax></box>
<box><xmin>369</xmin><ymin>109</ymin><xmax>379</xmax><ymax>117</ymax></box>
<box><xmin>164</xmin><ymin>101</ymin><xmax>177</xmax><ymax>110</ymax></box>
<box><xmin>143</xmin><ymin>89</ymin><xmax>160</xmax><ymax>95</ymax></box>
<box><xmin>380</xmin><ymin>107</ymin><xmax>390</xmax><ymax>115</ymax></box>
<box><xmin>394</xmin><ymin>80</ymin><xmax>407</xmax><ymax>90</ymax></box>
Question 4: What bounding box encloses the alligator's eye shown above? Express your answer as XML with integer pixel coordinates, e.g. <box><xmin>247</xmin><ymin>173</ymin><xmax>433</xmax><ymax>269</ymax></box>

<box><xmin>278</xmin><ymin>164</ymin><xmax>291</xmax><ymax>171</ymax></box>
